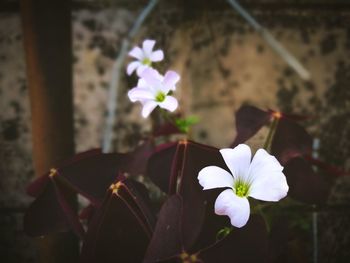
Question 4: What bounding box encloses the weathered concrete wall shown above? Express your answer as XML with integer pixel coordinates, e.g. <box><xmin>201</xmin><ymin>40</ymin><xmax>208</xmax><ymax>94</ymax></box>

<box><xmin>0</xmin><ymin>2</ymin><xmax>349</xmax><ymax>262</ymax></box>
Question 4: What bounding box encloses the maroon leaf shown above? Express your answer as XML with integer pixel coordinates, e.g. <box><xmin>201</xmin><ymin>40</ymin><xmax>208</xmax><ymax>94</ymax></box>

<box><xmin>59</xmin><ymin>152</ymin><xmax>127</xmax><ymax>205</ymax></box>
<box><xmin>231</xmin><ymin>105</ymin><xmax>271</xmax><ymax>147</ymax></box>
<box><xmin>80</xmin><ymin>179</ymin><xmax>152</xmax><ymax>263</ymax></box>
<box><xmin>271</xmin><ymin>119</ymin><xmax>312</xmax><ymax>165</ymax></box>
<box><xmin>283</xmin><ymin>157</ymin><xmax>330</xmax><ymax>204</ymax></box>
<box><xmin>177</xmin><ymin>141</ymin><xmax>228</xmax><ymax>251</ymax></box>
<box><xmin>147</xmin><ymin>142</ymin><xmax>179</xmax><ymax>193</ymax></box>
<box><xmin>143</xmin><ymin>195</ymin><xmax>183</xmax><ymax>263</ymax></box>
<box><xmin>26</xmin><ymin>173</ymin><xmax>50</xmax><ymax>197</ymax></box>
<box><xmin>268</xmin><ymin>109</ymin><xmax>311</xmax><ymax>122</ymax></box>
<box><xmin>199</xmin><ymin>215</ymin><xmax>269</xmax><ymax>263</ymax></box>
<box><xmin>122</xmin><ymin>139</ymin><xmax>156</xmax><ymax>177</ymax></box>
<box><xmin>52</xmin><ymin>177</ymin><xmax>85</xmax><ymax>239</ymax></box>
<box><xmin>305</xmin><ymin>156</ymin><xmax>350</xmax><ymax>177</ymax></box>
<box><xmin>24</xmin><ymin>178</ymin><xmax>73</xmax><ymax>237</ymax></box>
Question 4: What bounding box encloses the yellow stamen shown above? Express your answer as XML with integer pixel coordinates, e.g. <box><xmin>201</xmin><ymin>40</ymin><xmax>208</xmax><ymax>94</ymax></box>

<box><xmin>109</xmin><ymin>181</ymin><xmax>122</xmax><ymax>194</ymax></box>
<box><xmin>49</xmin><ymin>168</ymin><xmax>58</xmax><ymax>178</ymax></box>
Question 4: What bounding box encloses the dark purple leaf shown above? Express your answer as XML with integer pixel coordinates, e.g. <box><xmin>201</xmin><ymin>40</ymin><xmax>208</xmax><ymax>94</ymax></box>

<box><xmin>143</xmin><ymin>195</ymin><xmax>183</xmax><ymax>263</ymax></box>
<box><xmin>26</xmin><ymin>173</ymin><xmax>50</xmax><ymax>197</ymax></box>
<box><xmin>52</xmin><ymin>177</ymin><xmax>85</xmax><ymax>239</ymax></box>
<box><xmin>268</xmin><ymin>216</ymin><xmax>289</xmax><ymax>262</ymax></box>
<box><xmin>271</xmin><ymin>119</ymin><xmax>312</xmax><ymax>165</ymax></box>
<box><xmin>199</xmin><ymin>215</ymin><xmax>269</xmax><ymax>263</ymax></box>
<box><xmin>122</xmin><ymin>139</ymin><xmax>156</xmax><ymax>177</ymax></box>
<box><xmin>147</xmin><ymin>142</ymin><xmax>179</xmax><ymax>193</ymax></box>
<box><xmin>80</xmin><ymin>179</ymin><xmax>151</xmax><ymax>263</ymax></box>
<box><xmin>59</xmin><ymin>152</ymin><xmax>127</xmax><ymax>205</ymax></box>
<box><xmin>231</xmin><ymin>105</ymin><xmax>271</xmax><ymax>147</ymax></box>
<box><xmin>177</xmin><ymin>141</ymin><xmax>228</xmax><ymax>251</ymax></box>
<box><xmin>305</xmin><ymin>156</ymin><xmax>350</xmax><ymax>177</ymax></box>
<box><xmin>284</xmin><ymin>157</ymin><xmax>330</xmax><ymax>204</ymax></box>
<box><xmin>24</xmin><ymin>178</ymin><xmax>72</xmax><ymax>237</ymax></box>
<box><xmin>267</xmin><ymin>109</ymin><xmax>311</xmax><ymax>122</ymax></box>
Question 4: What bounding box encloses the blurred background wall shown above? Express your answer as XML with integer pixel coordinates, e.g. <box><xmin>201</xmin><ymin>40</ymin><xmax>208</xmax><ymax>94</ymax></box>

<box><xmin>0</xmin><ymin>0</ymin><xmax>349</xmax><ymax>262</ymax></box>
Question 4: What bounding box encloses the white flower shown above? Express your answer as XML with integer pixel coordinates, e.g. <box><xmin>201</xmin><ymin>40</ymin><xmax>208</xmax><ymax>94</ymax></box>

<box><xmin>128</xmin><ymin>68</ymin><xmax>180</xmax><ymax>118</ymax></box>
<box><xmin>198</xmin><ymin>144</ymin><xmax>289</xmax><ymax>228</ymax></box>
<box><xmin>127</xmin><ymin>39</ymin><xmax>164</xmax><ymax>76</ymax></box>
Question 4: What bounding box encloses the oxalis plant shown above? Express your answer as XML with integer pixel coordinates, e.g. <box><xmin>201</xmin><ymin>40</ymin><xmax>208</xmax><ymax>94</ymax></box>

<box><xmin>24</xmin><ymin>39</ymin><xmax>348</xmax><ymax>263</ymax></box>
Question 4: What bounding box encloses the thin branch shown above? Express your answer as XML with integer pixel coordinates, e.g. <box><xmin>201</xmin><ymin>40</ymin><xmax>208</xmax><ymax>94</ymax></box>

<box><xmin>102</xmin><ymin>0</ymin><xmax>159</xmax><ymax>153</ymax></box>
<box><xmin>227</xmin><ymin>0</ymin><xmax>311</xmax><ymax>80</ymax></box>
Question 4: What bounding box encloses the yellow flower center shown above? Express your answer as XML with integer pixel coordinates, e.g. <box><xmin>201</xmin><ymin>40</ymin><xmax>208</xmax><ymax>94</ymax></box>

<box><xmin>142</xmin><ymin>58</ymin><xmax>152</xmax><ymax>66</ymax></box>
<box><xmin>155</xmin><ymin>91</ymin><xmax>166</xmax><ymax>102</ymax></box>
<box><xmin>234</xmin><ymin>180</ymin><xmax>250</xmax><ymax>197</ymax></box>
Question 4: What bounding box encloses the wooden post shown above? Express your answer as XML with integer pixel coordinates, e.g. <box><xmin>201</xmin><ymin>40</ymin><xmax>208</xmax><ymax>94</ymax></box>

<box><xmin>20</xmin><ymin>0</ymin><xmax>78</xmax><ymax>262</ymax></box>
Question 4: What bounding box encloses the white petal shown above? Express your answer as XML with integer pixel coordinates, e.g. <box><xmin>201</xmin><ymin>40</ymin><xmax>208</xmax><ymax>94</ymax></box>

<box><xmin>198</xmin><ymin>166</ymin><xmax>234</xmax><ymax>190</ymax></box>
<box><xmin>162</xmin><ymin>70</ymin><xmax>180</xmax><ymax>92</ymax></box>
<box><xmin>140</xmin><ymin>68</ymin><xmax>163</xmax><ymax>87</ymax></box>
<box><xmin>142</xmin><ymin>39</ymin><xmax>155</xmax><ymax>56</ymax></box>
<box><xmin>128</xmin><ymin>88</ymin><xmax>154</xmax><ymax>102</ymax></box>
<box><xmin>219</xmin><ymin>144</ymin><xmax>251</xmax><ymax>180</ymax></box>
<box><xmin>150</xmin><ymin>50</ymin><xmax>164</xmax><ymax>62</ymax></box>
<box><xmin>136</xmin><ymin>64</ymin><xmax>149</xmax><ymax>77</ymax></box>
<box><xmin>141</xmin><ymin>100</ymin><xmax>158</xmax><ymax>118</ymax></box>
<box><xmin>126</xmin><ymin>61</ymin><xmax>141</xmax><ymax>75</ymax></box>
<box><xmin>137</xmin><ymin>78</ymin><xmax>149</xmax><ymax>89</ymax></box>
<box><xmin>248</xmin><ymin>149</ymin><xmax>288</xmax><ymax>201</ymax></box>
<box><xmin>215</xmin><ymin>189</ymin><xmax>250</xmax><ymax>228</ymax></box>
<box><xmin>129</xmin><ymin>46</ymin><xmax>143</xmax><ymax>60</ymax></box>
<box><xmin>158</xmin><ymin>96</ymin><xmax>178</xmax><ymax>112</ymax></box>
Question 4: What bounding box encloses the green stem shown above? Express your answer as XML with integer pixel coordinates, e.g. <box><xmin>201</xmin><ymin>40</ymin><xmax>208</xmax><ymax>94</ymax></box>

<box><xmin>263</xmin><ymin>115</ymin><xmax>280</xmax><ymax>152</ymax></box>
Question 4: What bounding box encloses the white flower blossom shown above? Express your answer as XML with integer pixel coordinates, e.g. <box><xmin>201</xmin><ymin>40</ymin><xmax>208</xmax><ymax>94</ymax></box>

<box><xmin>128</xmin><ymin>68</ymin><xmax>180</xmax><ymax>118</ymax></box>
<box><xmin>198</xmin><ymin>144</ymin><xmax>289</xmax><ymax>228</ymax></box>
<box><xmin>127</xmin><ymin>39</ymin><xmax>164</xmax><ymax>76</ymax></box>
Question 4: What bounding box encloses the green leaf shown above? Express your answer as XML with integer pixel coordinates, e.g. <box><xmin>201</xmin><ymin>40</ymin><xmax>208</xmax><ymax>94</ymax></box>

<box><xmin>175</xmin><ymin>116</ymin><xmax>200</xmax><ymax>133</ymax></box>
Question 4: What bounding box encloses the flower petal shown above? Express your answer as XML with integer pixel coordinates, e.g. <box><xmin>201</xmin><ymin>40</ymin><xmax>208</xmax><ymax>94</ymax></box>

<box><xmin>158</xmin><ymin>96</ymin><xmax>178</xmax><ymax>112</ymax></box>
<box><xmin>128</xmin><ymin>88</ymin><xmax>154</xmax><ymax>102</ymax></box>
<box><xmin>129</xmin><ymin>46</ymin><xmax>143</xmax><ymax>60</ymax></box>
<box><xmin>142</xmin><ymin>39</ymin><xmax>155</xmax><ymax>56</ymax></box>
<box><xmin>136</xmin><ymin>64</ymin><xmax>149</xmax><ymax>77</ymax></box>
<box><xmin>214</xmin><ymin>189</ymin><xmax>250</xmax><ymax>228</ymax></box>
<box><xmin>198</xmin><ymin>166</ymin><xmax>234</xmax><ymax>190</ymax></box>
<box><xmin>150</xmin><ymin>50</ymin><xmax>164</xmax><ymax>62</ymax></box>
<box><xmin>162</xmin><ymin>70</ymin><xmax>180</xmax><ymax>92</ymax></box>
<box><xmin>141</xmin><ymin>101</ymin><xmax>158</xmax><ymax>118</ymax></box>
<box><xmin>219</xmin><ymin>144</ymin><xmax>251</xmax><ymax>179</ymax></box>
<box><xmin>127</xmin><ymin>61</ymin><xmax>141</xmax><ymax>75</ymax></box>
<box><xmin>248</xmin><ymin>149</ymin><xmax>288</xmax><ymax>201</ymax></box>
<box><xmin>140</xmin><ymin>68</ymin><xmax>163</xmax><ymax>88</ymax></box>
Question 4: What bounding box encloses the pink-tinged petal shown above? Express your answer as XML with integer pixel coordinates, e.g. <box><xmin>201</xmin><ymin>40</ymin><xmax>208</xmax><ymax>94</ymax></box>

<box><xmin>129</xmin><ymin>46</ymin><xmax>143</xmax><ymax>60</ymax></box>
<box><xmin>219</xmin><ymin>144</ymin><xmax>251</xmax><ymax>180</ymax></box>
<box><xmin>128</xmin><ymin>87</ymin><xmax>154</xmax><ymax>102</ymax></box>
<box><xmin>215</xmin><ymin>189</ymin><xmax>250</xmax><ymax>228</ymax></box>
<box><xmin>142</xmin><ymin>39</ymin><xmax>155</xmax><ymax>56</ymax></box>
<box><xmin>198</xmin><ymin>166</ymin><xmax>234</xmax><ymax>190</ymax></box>
<box><xmin>158</xmin><ymin>96</ymin><xmax>178</xmax><ymax>112</ymax></box>
<box><xmin>150</xmin><ymin>50</ymin><xmax>164</xmax><ymax>62</ymax></box>
<box><xmin>248</xmin><ymin>149</ymin><xmax>288</xmax><ymax>201</ymax></box>
<box><xmin>136</xmin><ymin>64</ymin><xmax>149</xmax><ymax>77</ymax></box>
<box><xmin>142</xmin><ymin>101</ymin><xmax>158</xmax><ymax>118</ymax></box>
<box><xmin>162</xmin><ymin>70</ymin><xmax>180</xmax><ymax>92</ymax></box>
<box><xmin>140</xmin><ymin>68</ymin><xmax>163</xmax><ymax>87</ymax></box>
<box><xmin>127</xmin><ymin>61</ymin><xmax>141</xmax><ymax>75</ymax></box>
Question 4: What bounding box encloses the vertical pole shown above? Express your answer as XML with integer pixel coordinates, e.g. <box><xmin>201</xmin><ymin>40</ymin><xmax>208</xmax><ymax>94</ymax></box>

<box><xmin>20</xmin><ymin>0</ymin><xmax>78</xmax><ymax>262</ymax></box>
